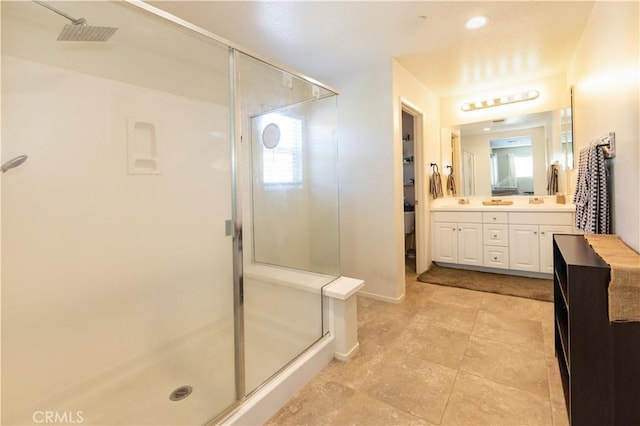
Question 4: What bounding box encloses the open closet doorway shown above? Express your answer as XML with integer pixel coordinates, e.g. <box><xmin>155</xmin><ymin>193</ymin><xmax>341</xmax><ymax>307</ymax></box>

<box><xmin>401</xmin><ymin>101</ymin><xmax>425</xmax><ymax>274</ymax></box>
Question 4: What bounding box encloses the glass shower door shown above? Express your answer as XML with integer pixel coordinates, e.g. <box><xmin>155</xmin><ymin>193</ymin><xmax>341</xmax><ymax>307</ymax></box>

<box><xmin>1</xmin><ymin>2</ymin><xmax>237</xmax><ymax>424</ymax></box>
<box><xmin>235</xmin><ymin>52</ymin><xmax>340</xmax><ymax>394</ymax></box>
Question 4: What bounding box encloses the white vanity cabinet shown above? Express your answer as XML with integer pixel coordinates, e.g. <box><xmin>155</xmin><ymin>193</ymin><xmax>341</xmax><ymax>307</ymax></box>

<box><xmin>431</xmin><ymin>205</ymin><xmax>574</xmax><ymax>277</ymax></box>
<box><xmin>508</xmin><ymin>213</ymin><xmax>572</xmax><ymax>273</ymax></box>
<box><xmin>432</xmin><ymin>212</ymin><xmax>483</xmax><ymax>266</ymax></box>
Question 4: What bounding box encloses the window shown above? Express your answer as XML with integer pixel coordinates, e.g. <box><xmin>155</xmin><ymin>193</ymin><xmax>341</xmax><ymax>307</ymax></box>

<box><xmin>514</xmin><ymin>156</ymin><xmax>533</xmax><ymax>177</ymax></box>
<box><xmin>259</xmin><ymin>113</ymin><xmax>303</xmax><ymax>185</ymax></box>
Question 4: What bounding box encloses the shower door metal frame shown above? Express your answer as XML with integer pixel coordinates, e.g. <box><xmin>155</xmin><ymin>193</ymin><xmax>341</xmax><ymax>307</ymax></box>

<box><xmin>117</xmin><ymin>2</ymin><xmax>340</xmax><ymax>423</ymax></box>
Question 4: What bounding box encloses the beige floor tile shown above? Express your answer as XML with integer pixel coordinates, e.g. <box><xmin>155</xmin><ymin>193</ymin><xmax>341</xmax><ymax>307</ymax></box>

<box><xmin>441</xmin><ymin>370</ymin><xmax>553</xmax><ymax>425</ymax></box>
<box><xmin>427</xmin><ymin>284</ymin><xmax>486</xmax><ymax>309</ymax></box>
<box><xmin>270</xmin><ymin>278</ymin><xmax>566</xmax><ymax>426</ymax></box>
<box><xmin>265</xmin><ymin>380</ymin><xmax>356</xmax><ymax>426</ymax></box>
<box><xmin>461</xmin><ymin>335</ymin><xmax>549</xmax><ymax>397</ymax></box>
<box><xmin>471</xmin><ymin>310</ymin><xmax>545</xmax><ymax>353</ymax></box>
<box><xmin>410</xmin><ymin>300</ymin><xmax>479</xmax><ymax>334</ymax></box>
<box><xmin>546</xmin><ymin>359</ymin><xmax>569</xmax><ymax>426</ymax></box>
<box><xmin>315</xmin><ymin>344</ymin><xmax>386</xmax><ymax>391</ymax></box>
<box><xmin>357</xmin><ymin>301</ymin><xmax>416</xmax><ymax>350</ymax></box>
<box><xmin>404</xmin><ymin>280</ymin><xmax>438</xmax><ymax>308</ymax></box>
<box><xmin>394</xmin><ymin>323</ymin><xmax>470</xmax><ymax>369</ymax></box>
<box><xmin>541</xmin><ymin>316</ymin><xmax>557</xmax><ymax>360</ymax></box>
<box><xmin>550</xmin><ymin>400</ymin><xmax>570</xmax><ymax>426</ymax></box>
<box><xmin>331</xmin><ymin>391</ymin><xmax>433</xmax><ymax>426</ymax></box>
<box><xmin>359</xmin><ymin>352</ymin><xmax>457</xmax><ymax>424</ymax></box>
<box><xmin>480</xmin><ymin>292</ymin><xmax>551</xmax><ymax>322</ymax></box>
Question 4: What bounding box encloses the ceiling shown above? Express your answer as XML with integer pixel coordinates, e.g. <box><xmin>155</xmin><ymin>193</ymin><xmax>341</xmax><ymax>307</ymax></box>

<box><xmin>147</xmin><ymin>1</ymin><xmax>596</xmax><ymax>98</ymax></box>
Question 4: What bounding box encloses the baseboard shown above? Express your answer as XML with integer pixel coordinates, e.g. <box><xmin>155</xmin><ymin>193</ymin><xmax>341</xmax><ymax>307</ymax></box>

<box><xmin>334</xmin><ymin>342</ymin><xmax>359</xmax><ymax>361</ymax></box>
<box><xmin>358</xmin><ymin>290</ymin><xmax>405</xmax><ymax>304</ymax></box>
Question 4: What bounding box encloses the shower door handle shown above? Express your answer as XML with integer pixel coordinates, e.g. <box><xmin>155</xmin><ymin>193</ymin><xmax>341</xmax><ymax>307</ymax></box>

<box><xmin>225</xmin><ymin>219</ymin><xmax>234</xmax><ymax>237</ymax></box>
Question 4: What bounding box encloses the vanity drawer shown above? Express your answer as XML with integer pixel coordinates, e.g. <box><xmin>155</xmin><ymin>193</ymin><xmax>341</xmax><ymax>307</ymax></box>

<box><xmin>483</xmin><ymin>212</ymin><xmax>509</xmax><ymax>224</ymax></box>
<box><xmin>483</xmin><ymin>246</ymin><xmax>509</xmax><ymax>269</ymax></box>
<box><xmin>483</xmin><ymin>224</ymin><xmax>509</xmax><ymax>246</ymax></box>
<box><xmin>432</xmin><ymin>211</ymin><xmax>482</xmax><ymax>223</ymax></box>
<box><xmin>508</xmin><ymin>212</ymin><xmax>573</xmax><ymax>225</ymax></box>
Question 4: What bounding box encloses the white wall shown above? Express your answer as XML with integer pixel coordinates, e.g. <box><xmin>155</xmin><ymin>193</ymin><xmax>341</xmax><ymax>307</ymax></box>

<box><xmin>568</xmin><ymin>1</ymin><xmax>640</xmax><ymax>251</ymax></box>
<box><xmin>1</xmin><ymin>57</ymin><xmax>234</xmax><ymax>417</ymax></box>
<box><xmin>333</xmin><ymin>59</ymin><xmax>400</xmax><ymax>301</ymax></box>
<box><xmin>333</xmin><ymin>58</ymin><xmax>441</xmax><ymax>301</ymax></box>
<box><xmin>0</xmin><ymin>4</ymin><xmax>4</xmax><ymax>423</ymax></box>
<box><xmin>392</xmin><ymin>61</ymin><xmax>441</xmax><ymax>275</ymax></box>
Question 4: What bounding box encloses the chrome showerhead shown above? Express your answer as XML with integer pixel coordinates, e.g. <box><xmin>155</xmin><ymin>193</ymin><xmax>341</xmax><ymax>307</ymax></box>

<box><xmin>33</xmin><ymin>0</ymin><xmax>118</xmax><ymax>42</ymax></box>
<box><xmin>57</xmin><ymin>24</ymin><xmax>118</xmax><ymax>42</ymax></box>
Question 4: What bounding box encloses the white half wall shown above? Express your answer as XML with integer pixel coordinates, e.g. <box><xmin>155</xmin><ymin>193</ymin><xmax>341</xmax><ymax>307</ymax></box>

<box><xmin>334</xmin><ymin>59</ymin><xmax>402</xmax><ymax>301</ymax></box>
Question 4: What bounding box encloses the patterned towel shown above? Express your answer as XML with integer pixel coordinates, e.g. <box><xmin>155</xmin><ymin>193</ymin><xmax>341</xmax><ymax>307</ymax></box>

<box><xmin>573</xmin><ymin>145</ymin><xmax>610</xmax><ymax>233</ymax></box>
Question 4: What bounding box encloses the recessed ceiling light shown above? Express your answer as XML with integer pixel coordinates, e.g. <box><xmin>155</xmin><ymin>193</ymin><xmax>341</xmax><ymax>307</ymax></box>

<box><xmin>466</xmin><ymin>16</ymin><xmax>487</xmax><ymax>29</ymax></box>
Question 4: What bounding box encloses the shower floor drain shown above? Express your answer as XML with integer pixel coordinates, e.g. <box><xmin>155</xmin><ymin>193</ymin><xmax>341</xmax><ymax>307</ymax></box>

<box><xmin>169</xmin><ymin>386</ymin><xmax>193</xmax><ymax>401</ymax></box>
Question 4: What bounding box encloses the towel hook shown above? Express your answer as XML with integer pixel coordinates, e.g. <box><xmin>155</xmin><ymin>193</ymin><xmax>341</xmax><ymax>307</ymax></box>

<box><xmin>430</xmin><ymin>162</ymin><xmax>439</xmax><ymax>173</ymax></box>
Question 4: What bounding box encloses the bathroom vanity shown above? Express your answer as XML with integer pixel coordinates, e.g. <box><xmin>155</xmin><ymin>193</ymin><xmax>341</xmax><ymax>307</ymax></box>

<box><xmin>431</xmin><ymin>197</ymin><xmax>576</xmax><ymax>277</ymax></box>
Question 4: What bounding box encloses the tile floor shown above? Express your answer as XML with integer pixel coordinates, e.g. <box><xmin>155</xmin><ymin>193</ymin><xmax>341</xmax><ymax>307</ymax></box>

<box><xmin>267</xmin><ymin>268</ymin><xmax>569</xmax><ymax>425</ymax></box>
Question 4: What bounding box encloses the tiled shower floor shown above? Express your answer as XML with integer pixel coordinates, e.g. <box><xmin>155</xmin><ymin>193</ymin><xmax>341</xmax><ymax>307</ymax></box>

<box><xmin>268</xmin><ymin>270</ymin><xmax>569</xmax><ymax>425</ymax></box>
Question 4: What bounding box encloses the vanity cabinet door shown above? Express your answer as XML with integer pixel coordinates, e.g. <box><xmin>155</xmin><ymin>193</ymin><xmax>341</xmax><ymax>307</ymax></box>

<box><xmin>539</xmin><ymin>225</ymin><xmax>571</xmax><ymax>273</ymax></box>
<box><xmin>509</xmin><ymin>224</ymin><xmax>540</xmax><ymax>272</ymax></box>
<box><xmin>457</xmin><ymin>223</ymin><xmax>483</xmax><ymax>266</ymax></box>
<box><xmin>433</xmin><ymin>222</ymin><xmax>458</xmax><ymax>263</ymax></box>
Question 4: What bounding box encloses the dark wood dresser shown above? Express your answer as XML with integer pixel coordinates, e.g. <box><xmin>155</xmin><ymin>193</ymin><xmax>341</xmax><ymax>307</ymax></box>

<box><xmin>553</xmin><ymin>234</ymin><xmax>640</xmax><ymax>425</ymax></box>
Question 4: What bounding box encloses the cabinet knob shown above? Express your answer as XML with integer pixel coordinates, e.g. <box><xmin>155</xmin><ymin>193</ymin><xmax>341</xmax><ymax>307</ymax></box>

<box><xmin>492</xmin><ymin>234</ymin><xmax>497</xmax><ymax>238</ymax></box>
<box><xmin>541</xmin><ymin>231</ymin><xmax>545</xmax><ymax>235</ymax></box>
<box><xmin>452</xmin><ymin>227</ymin><xmax>456</xmax><ymax>231</ymax></box>
<box><xmin>534</xmin><ymin>231</ymin><xmax>538</xmax><ymax>235</ymax></box>
<box><xmin>458</xmin><ymin>228</ymin><xmax>462</xmax><ymax>231</ymax></box>
<box><xmin>492</xmin><ymin>217</ymin><xmax>497</xmax><ymax>221</ymax></box>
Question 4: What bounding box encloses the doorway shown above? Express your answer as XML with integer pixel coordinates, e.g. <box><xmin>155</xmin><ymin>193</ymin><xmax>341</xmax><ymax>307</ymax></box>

<box><xmin>402</xmin><ymin>111</ymin><xmax>416</xmax><ymax>271</ymax></box>
<box><xmin>401</xmin><ymin>104</ymin><xmax>424</xmax><ymax>273</ymax></box>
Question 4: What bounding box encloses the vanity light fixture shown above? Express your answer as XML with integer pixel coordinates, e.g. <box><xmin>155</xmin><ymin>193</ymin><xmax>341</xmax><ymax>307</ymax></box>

<box><xmin>461</xmin><ymin>90</ymin><xmax>540</xmax><ymax>112</ymax></box>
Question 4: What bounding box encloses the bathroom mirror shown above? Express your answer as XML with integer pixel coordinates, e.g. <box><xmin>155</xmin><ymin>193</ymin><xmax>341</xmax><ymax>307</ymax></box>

<box><xmin>452</xmin><ymin>107</ymin><xmax>573</xmax><ymax>197</ymax></box>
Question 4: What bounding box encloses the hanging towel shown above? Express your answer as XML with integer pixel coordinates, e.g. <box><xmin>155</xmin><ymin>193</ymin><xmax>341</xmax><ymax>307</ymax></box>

<box><xmin>430</xmin><ymin>164</ymin><xmax>443</xmax><ymax>199</ymax></box>
<box><xmin>573</xmin><ymin>144</ymin><xmax>610</xmax><ymax>233</ymax></box>
<box><xmin>447</xmin><ymin>171</ymin><xmax>457</xmax><ymax>196</ymax></box>
<box><xmin>547</xmin><ymin>163</ymin><xmax>559</xmax><ymax>195</ymax></box>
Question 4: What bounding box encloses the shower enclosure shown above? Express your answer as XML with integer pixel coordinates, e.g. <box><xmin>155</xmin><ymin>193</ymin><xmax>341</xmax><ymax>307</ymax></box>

<box><xmin>1</xmin><ymin>1</ymin><xmax>340</xmax><ymax>425</ymax></box>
